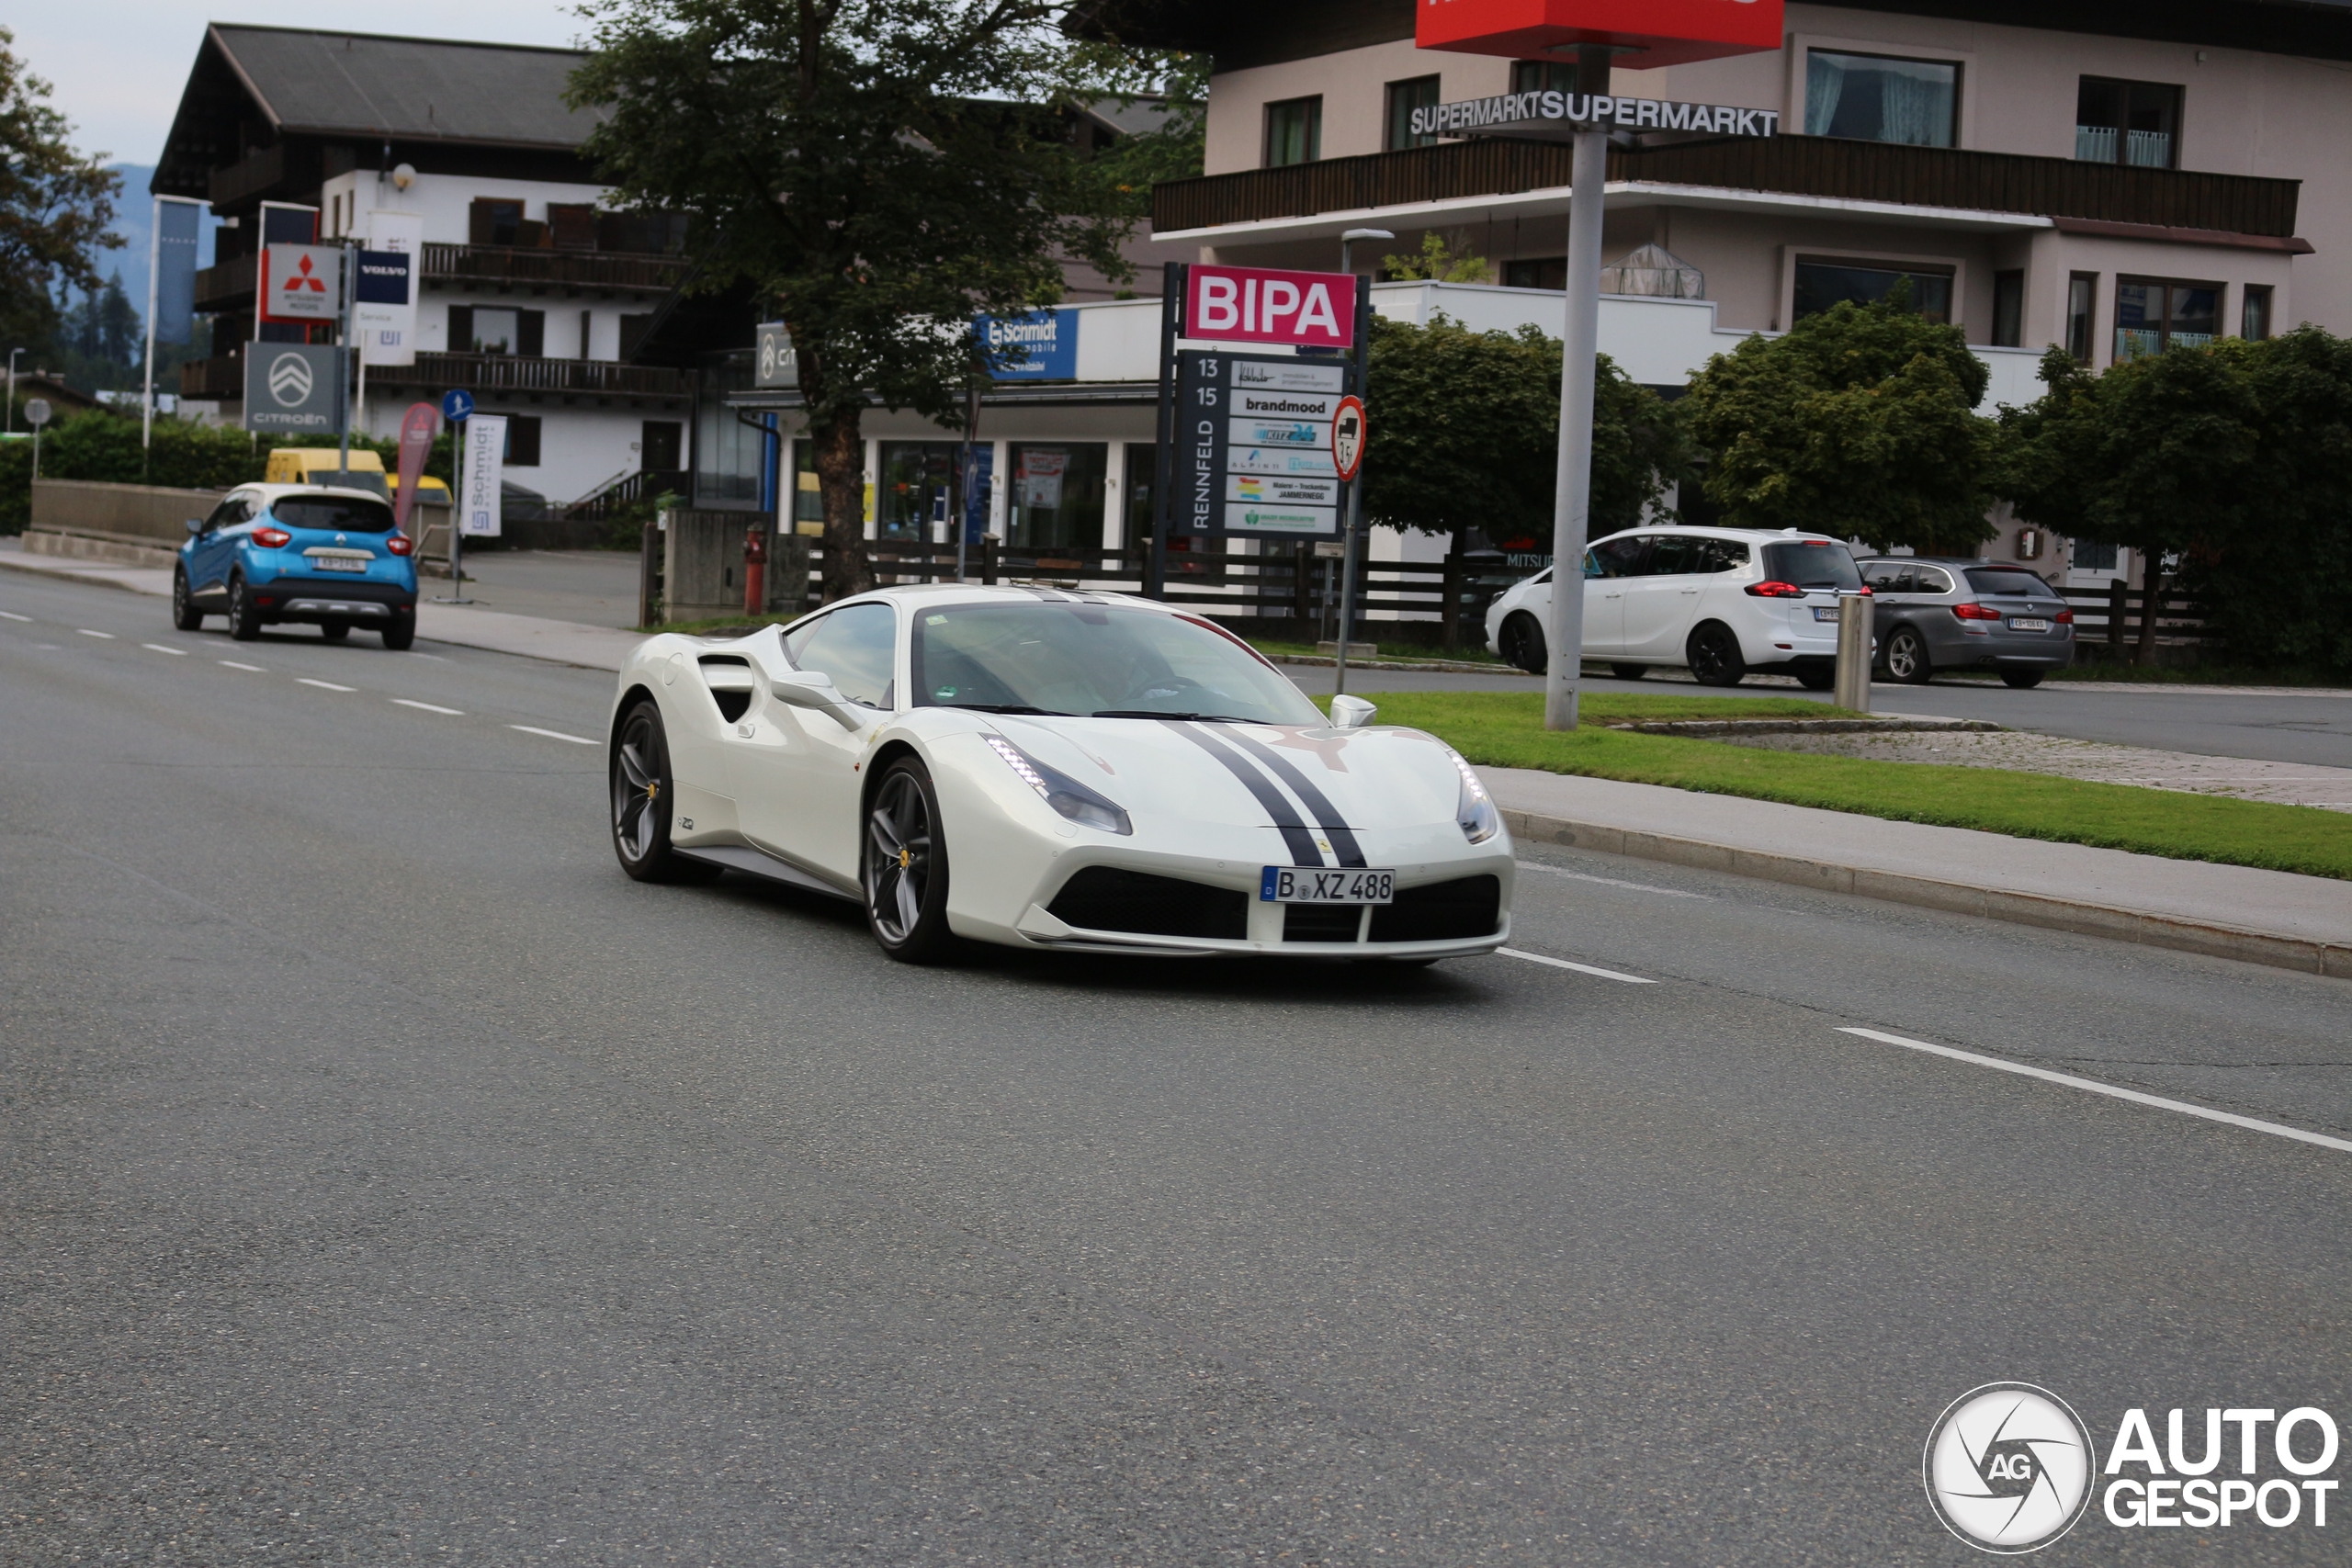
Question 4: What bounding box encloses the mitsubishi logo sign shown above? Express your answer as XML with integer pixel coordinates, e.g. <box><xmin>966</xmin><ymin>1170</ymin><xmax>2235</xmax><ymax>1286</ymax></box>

<box><xmin>268</xmin><ymin>353</ymin><xmax>314</xmax><ymax>407</ymax></box>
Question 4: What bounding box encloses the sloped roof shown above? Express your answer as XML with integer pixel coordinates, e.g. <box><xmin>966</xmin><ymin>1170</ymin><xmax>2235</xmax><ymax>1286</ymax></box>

<box><xmin>205</xmin><ymin>24</ymin><xmax>602</xmax><ymax>147</ymax></box>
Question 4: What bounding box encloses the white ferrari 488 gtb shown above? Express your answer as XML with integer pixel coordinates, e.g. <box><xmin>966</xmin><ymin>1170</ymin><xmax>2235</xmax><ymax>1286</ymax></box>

<box><xmin>607</xmin><ymin>585</ymin><xmax>1512</xmax><ymax>964</ymax></box>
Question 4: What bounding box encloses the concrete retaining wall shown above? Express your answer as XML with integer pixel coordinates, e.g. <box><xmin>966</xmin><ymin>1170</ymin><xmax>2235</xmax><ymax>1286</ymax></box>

<box><xmin>31</xmin><ymin>479</ymin><xmax>223</xmax><ymax>543</ymax></box>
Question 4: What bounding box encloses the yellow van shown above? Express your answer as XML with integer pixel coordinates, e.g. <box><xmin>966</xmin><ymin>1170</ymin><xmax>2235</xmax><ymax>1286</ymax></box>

<box><xmin>264</xmin><ymin>447</ymin><xmax>451</xmax><ymax>504</ymax></box>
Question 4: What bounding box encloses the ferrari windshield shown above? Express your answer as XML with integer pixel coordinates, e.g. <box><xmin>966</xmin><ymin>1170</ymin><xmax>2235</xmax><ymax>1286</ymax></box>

<box><xmin>910</xmin><ymin>601</ymin><xmax>1323</xmax><ymax>724</ymax></box>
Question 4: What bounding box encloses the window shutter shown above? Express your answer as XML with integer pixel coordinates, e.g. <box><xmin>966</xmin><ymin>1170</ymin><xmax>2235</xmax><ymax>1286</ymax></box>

<box><xmin>468</xmin><ymin>199</ymin><xmax>499</xmax><ymax>246</ymax></box>
<box><xmin>507</xmin><ymin>416</ymin><xmax>543</xmax><ymax>468</ymax></box>
<box><xmin>517</xmin><ymin>310</ymin><xmax>545</xmax><ymax>357</ymax></box>
<box><xmin>447</xmin><ymin>305</ymin><xmax>473</xmax><ymax>353</ymax></box>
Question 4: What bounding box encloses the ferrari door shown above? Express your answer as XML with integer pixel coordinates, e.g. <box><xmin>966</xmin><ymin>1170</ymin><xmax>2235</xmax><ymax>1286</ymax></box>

<box><xmin>733</xmin><ymin>602</ymin><xmax>899</xmax><ymax>881</ymax></box>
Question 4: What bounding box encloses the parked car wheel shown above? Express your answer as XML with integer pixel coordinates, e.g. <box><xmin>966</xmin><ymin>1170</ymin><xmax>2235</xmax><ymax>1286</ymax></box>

<box><xmin>1498</xmin><ymin>612</ymin><xmax>1547</xmax><ymax>675</ymax></box>
<box><xmin>320</xmin><ymin>620</ymin><xmax>350</xmax><ymax>641</ymax></box>
<box><xmin>172</xmin><ymin>568</ymin><xmax>204</xmax><ymax>632</ymax></box>
<box><xmin>1883</xmin><ymin>626</ymin><xmax>1933</xmax><ymax>684</ymax></box>
<box><xmin>227</xmin><ymin>574</ymin><xmax>264</xmax><ymax>641</ymax></box>
<box><xmin>610</xmin><ymin>701</ymin><xmax>723</xmax><ymax>885</ymax></box>
<box><xmin>381</xmin><ymin>616</ymin><xmax>415</xmax><ymax>651</ymax></box>
<box><xmin>864</xmin><ymin>757</ymin><xmax>955</xmax><ymax>964</ymax></box>
<box><xmin>1610</xmin><ymin>663</ymin><xmax>1647</xmax><ymax>681</ymax></box>
<box><xmin>2001</xmin><ymin>669</ymin><xmax>2046</xmax><ymax>689</ymax></box>
<box><xmin>1686</xmin><ymin>622</ymin><xmax>1747</xmax><ymax>687</ymax></box>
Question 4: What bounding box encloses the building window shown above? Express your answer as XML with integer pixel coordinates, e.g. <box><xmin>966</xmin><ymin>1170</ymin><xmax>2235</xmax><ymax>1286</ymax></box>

<box><xmin>2115</xmin><ymin>277</ymin><xmax>2218</xmax><ymax>361</ymax></box>
<box><xmin>1264</xmin><ymin>96</ymin><xmax>1322</xmax><ymax>167</ymax></box>
<box><xmin>693</xmin><ymin>350</ymin><xmax>763</xmax><ymax>509</ymax></box>
<box><xmin>1385</xmin><ymin>76</ymin><xmax>1441</xmax><ymax>151</ymax></box>
<box><xmin>2066</xmin><ymin>273</ymin><xmax>2098</xmax><ymax>361</ymax></box>
<box><xmin>2242</xmin><ymin>285</ymin><xmax>2274</xmax><ymax>341</ymax></box>
<box><xmin>1991</xmin><ymin>270</ymin><xmax>2024</xmax><ymax>347</ymax></box>
<box><xmin>2073</xmin><ymin>542</ymin><xmax>2119</xmax><ymax>572</ymax></box>
<box><xmin>1510</xmin><ymin>60</ymin><xmax>1577</xmax><ymax>96</ymax></box>
<box><xmin>877</xmin><ymin>441</ymin><xmax>961</xmax><ymax>543</ymax></box>
<box><xmin>1793</xmin><ymin>259</ymin><xmax>1952</xmax><ymax>324</ymax></box>
<box><xmin>1006</xmin><ymin>443</ymin><xmax>1107</xmax><ymax>551</ymax></box>
<box><xmin>1804</xmin><ymin>51</ymin><xmax>1958</xmax><ymax>148</ymax></box>
<box><xmin>468</xmin><ymin>197</ymin><xmax>525</xmax><ymax>247</ymax></box>
<box><xmin>1503</xmin><ymin>257</ymin><xmax>1567</xmax><ymax>291</ymax></box>
<box><xmin>2076</xmin><ymin>78</ymin><xmax>2180</xmax><ymax>168</ymax></box>
<box><xmin>503</xmin><ymin>414</ymin><xmax>542</xmax><ymax>468</ymax></box>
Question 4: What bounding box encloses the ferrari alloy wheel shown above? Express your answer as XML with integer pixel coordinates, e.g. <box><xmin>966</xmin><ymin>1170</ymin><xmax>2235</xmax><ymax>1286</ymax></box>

<box><xmin>864</xmin><ymin>757</ymin><xmax>953</xmax><ymax>964</ymax></box>
<box><xmin>1686</xmin><ymin>621</ymin><xmax>1747</xmax><ymax>686</ymax></box>
<box><xmin>611</xmin><ymin>701</ymin><xmax>719</xmax><ymax>885</ymax></box>
<box><xmin>227</xmin><ymin>574</ymin><xmax>263</xmax><ymax>641</ymax></box>
<box><xmin>172</xmin><ymin>569</ymin><xmax>203</xmax><ymax>631</ymax></box>
<box><xmin>1884</xmin><ymin>626</ymin><xmax>1932</xmax><ymax>684</ymax></box>
<box><xmin>1500</xmin><ymin>613</ymin><xmax>1547</xmax><ymax>675</ymax></box>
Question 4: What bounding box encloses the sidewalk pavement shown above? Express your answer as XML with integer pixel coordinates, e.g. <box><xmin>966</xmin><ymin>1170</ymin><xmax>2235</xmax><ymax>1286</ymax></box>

<box><xmin>1484</xmin><ymin>766</ymin><xmax>2352</xmax><ymax>977</ymax></box>
<box><xmin>8</xmin><ymin>537</ymin><xmax>2345</xmax><ymax>973</ymax></box>
<box><xmin>0</xmin><ymin>540</ymin><xmax>645</xmax><ymax>671</ymax></box>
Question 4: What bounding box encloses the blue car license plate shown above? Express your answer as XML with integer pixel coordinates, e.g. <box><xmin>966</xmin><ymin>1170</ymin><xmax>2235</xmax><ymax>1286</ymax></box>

<box><xmin>1261</xmin><ymin>866</ymin><xmax>1396</xmax><ymax>904</ymax></box>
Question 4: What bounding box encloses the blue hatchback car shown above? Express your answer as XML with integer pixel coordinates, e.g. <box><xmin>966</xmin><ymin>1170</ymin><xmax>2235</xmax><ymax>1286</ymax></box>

<box><xmin>175</xmin><ymin>483</ymin><xmax>420</xmax><ymax>649</ymax></box>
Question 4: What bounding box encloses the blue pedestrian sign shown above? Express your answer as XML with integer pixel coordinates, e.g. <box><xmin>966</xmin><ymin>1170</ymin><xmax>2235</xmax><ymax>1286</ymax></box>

<box><xmin>441</xmin><ymin>389</ymin><xmax>475</xmax><ymax>423</ymax></box>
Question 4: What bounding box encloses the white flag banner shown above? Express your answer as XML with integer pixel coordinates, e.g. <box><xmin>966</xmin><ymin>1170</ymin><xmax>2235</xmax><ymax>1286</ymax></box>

<box><xmin>357</xmin><ymin>210</ymin><xmax>424</xmax><ymax>367</ymax></box>
<box><xmin>460</xmin><ymin>414</ymin><xmax>506</xmax><ymax>537</ymax></box>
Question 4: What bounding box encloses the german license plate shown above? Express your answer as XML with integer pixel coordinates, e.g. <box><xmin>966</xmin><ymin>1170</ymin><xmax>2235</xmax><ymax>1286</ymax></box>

<box><xmin>1261</xmin><ymin>866</ymin><xmax>1395</xmax><ymax>904</ymax></box>
<box><xmin>313</xmin><ymin>556</ymin><xmax>368</xmax><ymax>572</ymax></box>
<box><xmin>1812</xmin><ymin>605</ymin><xmax>1842</xmax><ymax>622</ymax></box>
<box><xmin>2009</xmin><ymin>617</ymin><xmax>2050</xmax><ymax>631</ymax></box>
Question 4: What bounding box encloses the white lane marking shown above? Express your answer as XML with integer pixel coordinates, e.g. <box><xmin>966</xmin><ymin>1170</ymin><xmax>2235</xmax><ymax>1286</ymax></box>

<box><xmin>298</xmin><ymin>678</ymin><xmax>356</xmax><ymax>692</ymax></box>
<box><xmin>220</xmin><ymin>660</ymin><xmax>265</xmax><ymax>671</ymax></box>
<box><xmin>391</xmin><ymin>698</ymin><xmax>464</xmax><ymax>716</ymax></box>
<box><xmin>1498</xmin><ymin>946</ymin><xmax>1657</xmax><ymax>984</ymax></box>
<box><xmin>142</xmin><ymin>643</ymin><xmax>189</xmax><ymax>656</ymax></box>
<box><xmin>76</xmin><ymin>628</ymin><xmax>116</xmax><ymax>639</ymax></box>
<box><xmin>405</xmin><ymin>650</ymin><xmax>450</xmax><ymax>661</ymax></box>
<box><xmin>1837</xmin><ymin>1027</ymin><xmax>2352</xmax><ymax>1156</ymax></box>
<box><xmin>0</xmin><ymin>610</ymin><xmax>30</xmax><ymax>622</ymax></box>
<box><xmin>1515</xmin><ymin>862</ymin><xmax>1713</xmax><ymax>899</ymax></box>
<box><xmin>510</xmin><ymin>725</ymin><xmax>598</xmax><ymax>746</ymax></box>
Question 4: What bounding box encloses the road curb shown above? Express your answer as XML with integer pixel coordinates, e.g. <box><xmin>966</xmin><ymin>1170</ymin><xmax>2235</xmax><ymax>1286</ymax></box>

<box><xmin>0</xmin><ymin>555</ymin><xmax>154</xmax><ymax>594</ymax></box>
<box><xmin>1501</xmin><ymin>807</ymin><xmax>2352</xmax><ymax>979</ymax></box>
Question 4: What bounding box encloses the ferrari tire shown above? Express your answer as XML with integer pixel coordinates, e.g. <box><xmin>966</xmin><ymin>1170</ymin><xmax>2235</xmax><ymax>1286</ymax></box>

<box><xmin>172</xmin><ymin>568</ymin><xmax>204</xmax><ymax>631</ymax></box>
<box><xmin>863</xmin><ymin>756</ymin><xmax>954</xmax><ymax>964</ymax></box>
<box><xmin>227</xmin><ymin>573</ymin><xmax>264</xmax><ymax>641</ymax></box>
<box><xmin>610</xmin><ymin>700</ymin><xmax>721</xmax><ymax>885</ymax></box>
<box><xmin>1686</xmin><ymin>621</ymin><xmax>1747</xmax><ymax>686</ymax></box>
<box><xmin>1499</xmin><ymin>613</ymin><xmax>1547</xmax><ymax>675</ymax></box>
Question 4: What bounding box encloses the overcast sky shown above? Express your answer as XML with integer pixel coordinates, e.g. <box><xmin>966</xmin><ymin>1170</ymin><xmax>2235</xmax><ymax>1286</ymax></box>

<box><xmin>16</xmin><ymin>4</ymin><xmax>591</xmax><ymax>169</ymax></box>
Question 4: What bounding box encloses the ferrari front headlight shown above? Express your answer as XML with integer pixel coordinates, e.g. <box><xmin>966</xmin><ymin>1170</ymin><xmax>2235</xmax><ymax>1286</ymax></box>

<box><xmin>1448</xmin><ymin>749</ymin><xmax>1500</xmax><ymax>844</ymax></box>
<box><xmin>985</xmin><ymin>735</ymin><xmax>1133</xmax><ymax>836</ymax></box>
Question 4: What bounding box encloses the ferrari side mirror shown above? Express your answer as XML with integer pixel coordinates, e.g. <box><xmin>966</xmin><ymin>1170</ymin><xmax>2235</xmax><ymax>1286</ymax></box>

<box><xmin>1328</xmin><ymin>694</ymin><xmax>1376</xmax><ymax>729</ymax></box>
<box><xmin>770</xmin><ymin>670</ymin><xmax>865</xmax><ymax>730</ymax></box>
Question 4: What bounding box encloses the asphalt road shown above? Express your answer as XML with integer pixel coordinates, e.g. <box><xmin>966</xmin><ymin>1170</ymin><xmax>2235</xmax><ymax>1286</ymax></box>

<box><xmin>6</xmin><ymin>572</ymin><xmax>2350</xmax><ymax>1565</ymax></box>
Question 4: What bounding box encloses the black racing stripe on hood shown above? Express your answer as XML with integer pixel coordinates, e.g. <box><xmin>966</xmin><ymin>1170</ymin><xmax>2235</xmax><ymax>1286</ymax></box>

<box><xmin>1159</xmin><ymin>720</ymin><xmax>1323</xmax><ymax>866</ymax></box>
<box><xmin>1218</xmin><ymin>729</ymin><xmax>1367</xmax><ymax>869</ymax></box>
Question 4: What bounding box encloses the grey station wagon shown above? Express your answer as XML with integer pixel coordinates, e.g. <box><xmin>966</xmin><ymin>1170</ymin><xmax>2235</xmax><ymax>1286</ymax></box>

<box><xmin>1854</xmin><ymin>558</ymin><xmax>2075</xmax><ymax>688</ymax></box>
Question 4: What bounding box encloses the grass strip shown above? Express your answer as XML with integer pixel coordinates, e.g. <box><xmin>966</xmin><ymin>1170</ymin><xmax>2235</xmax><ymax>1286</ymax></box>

<box><xmin>1362</xmin><ymin>690</ymin><xmax>2352</xmax><ymax>882</ymax></box>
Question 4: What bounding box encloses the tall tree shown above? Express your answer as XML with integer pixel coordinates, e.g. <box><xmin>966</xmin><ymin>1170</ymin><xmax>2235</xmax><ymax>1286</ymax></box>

<box><xmin>1680</xmin><ymin>290</ymin><xmax>1996</xmax><ymax>554</ymax></box>
<box><xmin>570</xmin><ymin>0</ymin><xmax>1143</xmax><ymax>601</ymax></box>
<box><xmin>1362</xmin><ymin>314</ymin><xmax>1693</xmax><ymax>545</ymax></box>
<box><xmin>0</xmin><ymin>28</ymin><xmax>119</xmax><ymax>360</ymax></box>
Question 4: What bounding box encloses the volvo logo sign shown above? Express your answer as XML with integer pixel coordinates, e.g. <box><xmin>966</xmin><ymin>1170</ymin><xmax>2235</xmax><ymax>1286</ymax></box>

<box><xmin>268</xmin><ymin>352</ymin><xmax>314</xmax><ymax>407</ymax></box>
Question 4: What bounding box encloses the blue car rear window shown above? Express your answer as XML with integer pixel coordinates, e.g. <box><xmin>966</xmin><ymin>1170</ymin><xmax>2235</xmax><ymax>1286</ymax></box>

<box><xmin>272</xmin><ymin>497</ymin><xmax>396</xmax><ymax>534</ymax></box>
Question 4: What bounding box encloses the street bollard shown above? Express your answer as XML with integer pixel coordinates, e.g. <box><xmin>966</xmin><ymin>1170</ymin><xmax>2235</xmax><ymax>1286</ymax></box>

<box><xmin>1834</xmin><ymin>590</ymin><xmax>1872</xmax><ymax>714</ymax></box>
<box><xmin>743</xmin><ymin>523</ymin><xmax>767</xmax><ymax>617</ymax></box>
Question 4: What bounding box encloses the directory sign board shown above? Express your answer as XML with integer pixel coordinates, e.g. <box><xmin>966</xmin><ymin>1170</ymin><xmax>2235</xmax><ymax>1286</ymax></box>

<box><xmin>1416</xmin><ymin>0</ymin><xmax>1782</xmax><ymax>69</ymax></box>
<box><xmin>975</xmin><ymin>309</ymin><xmax>1079</xmax><ymax>378</ymax></box>
<box><xmin>1184</xmin><ymin>266</ymin><xmax>1355</xmax><ymax>350</ymax></box>
<box><xmin>1173</xmin><ymin>351</ymin><xmax>1346</xmax><ymax>539</ymax></box>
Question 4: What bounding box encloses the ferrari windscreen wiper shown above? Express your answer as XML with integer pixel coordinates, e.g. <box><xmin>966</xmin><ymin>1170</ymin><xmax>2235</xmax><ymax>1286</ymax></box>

<box><xmin>1091</xmin><ymin>709</ymin><xmax>1247</xmax><ymax>722</ymax></box>
<box><xmin>938</xmin><ymin>702</ymin><xmax>1074</xmax><ymax>716</ymax></box>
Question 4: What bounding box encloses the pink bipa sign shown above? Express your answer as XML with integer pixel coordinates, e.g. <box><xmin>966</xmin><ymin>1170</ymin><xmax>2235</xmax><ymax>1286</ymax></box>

<box><xmin>1185</xmin><ymin>265</ymin><xmax>1356</xmax><ymax>348</ymax></box>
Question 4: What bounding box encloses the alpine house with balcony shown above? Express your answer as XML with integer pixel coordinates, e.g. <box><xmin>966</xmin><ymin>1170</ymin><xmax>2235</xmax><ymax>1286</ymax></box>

<box><xmin>1075</xmin><ymin>0</ymin><xmax>2351</xmax><ymax>582</ymax></box>
<box><xmin>152</xmin><ymin>24</ymin><xmax>695</xmax><ymax>512</ymax></box>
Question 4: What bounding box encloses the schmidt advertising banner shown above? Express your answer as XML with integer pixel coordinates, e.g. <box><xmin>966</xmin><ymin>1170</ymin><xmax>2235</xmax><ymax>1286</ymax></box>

<box><xmin>243</xmin><ymin>343</ymin><xmax>344</xmax><ymax>434</ymax></box>
<box><xmin>460</xmin><ymin>414</ymin><xmax>508</xmax><ymax>538</ymax></box>
<box><xmin>975</xmin><ymin>310</ymin><xmax>1079</xmax><ymax>379</ymax></box>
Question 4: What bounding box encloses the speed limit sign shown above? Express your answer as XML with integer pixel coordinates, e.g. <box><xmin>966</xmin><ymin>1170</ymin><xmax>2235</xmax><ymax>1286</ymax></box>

<box><xmin>1330</xmin><ymin>394</ymin><xmax>1365</xmax><ymax>481</ymax></box>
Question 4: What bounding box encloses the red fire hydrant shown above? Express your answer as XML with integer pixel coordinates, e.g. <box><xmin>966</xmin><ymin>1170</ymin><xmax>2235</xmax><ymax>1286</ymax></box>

<box><xmin>743</xmin><ymin>524</ymin><xmax>767</xmax><ymax>615</ymax></box>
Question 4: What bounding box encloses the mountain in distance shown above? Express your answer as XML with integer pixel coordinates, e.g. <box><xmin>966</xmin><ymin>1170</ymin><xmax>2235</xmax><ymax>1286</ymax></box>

<box><xmin>91</xmin><ymin>164</ymin><xmax>221</xmax><ymax>326</ymax></box>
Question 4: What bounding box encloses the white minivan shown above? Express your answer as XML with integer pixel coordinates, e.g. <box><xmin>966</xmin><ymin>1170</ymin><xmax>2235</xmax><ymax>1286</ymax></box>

<box><xmin>1484</xmin><ymin>526</ymin><xmax>1865</xmax><ymax>688</ymax></box>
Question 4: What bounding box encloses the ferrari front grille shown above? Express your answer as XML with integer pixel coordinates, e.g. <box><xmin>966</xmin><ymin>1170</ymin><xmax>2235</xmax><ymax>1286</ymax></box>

<box><xmin>1047</xmin><ymin>867</ymin><xmax>1249</xmax><ymax>941</ymax></box>
<box><xmin>1368</xmin><ymin>875</ymin><xmax>1503</xmax><ymax>942</ymax></box>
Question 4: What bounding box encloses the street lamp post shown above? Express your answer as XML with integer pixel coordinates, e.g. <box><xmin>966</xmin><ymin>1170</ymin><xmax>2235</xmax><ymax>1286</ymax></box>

<box><xmin>1544</xmin><ymin>46</ymin><xmax>1616</xmax><ymax>732</ymax></box>
<box><xmin>1329</xmin><ymin>230</ymin><xmax>1392</xmax><ymax>690</ymax></box>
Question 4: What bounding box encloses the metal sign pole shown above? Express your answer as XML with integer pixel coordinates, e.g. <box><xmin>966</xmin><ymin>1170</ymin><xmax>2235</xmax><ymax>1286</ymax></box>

<box><xmin>336</xmin><ymin>242</ymin><xmax>354</xmax><ymax>474</ymax></box>
<box><xmin>1148</xmin><ymin>265</ymin><xmax>1184</xmax><ymax>600</ymax></box>
<box><xmin>445</xmin><ymin>418</ymin><xmax>469</xmax><ymax>603</ymax></box>
<box><xmin>1544</xmin><ymin>48</ymin><xmax>1613</xmax><ymax>732</ymax></box>
<box><xmin>141</xmin><ymin>195</ymin><xmax>161</xmax><ymax>467</ymax></box>
<box><xmin>1331</xmin><ymin>276</ymin><xmax>1374</xmax><ymax>697</ymax></box>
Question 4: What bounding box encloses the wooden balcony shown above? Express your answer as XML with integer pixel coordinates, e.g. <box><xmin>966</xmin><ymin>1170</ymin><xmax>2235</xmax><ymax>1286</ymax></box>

<box><xmin>209</xmin><ymin>144</ymin><xmax>286</xmax><ymax>209</ymax></box>
<box><xmin>178</xmin><ymin>353</ymin><xmax>246</xmax><ymax>400</ymax></box>
<box><xmin>192</xmin><ymin>251</ymin><xmax>257</xmax><ymax>311</ymax></box>
<box><xmin>368</xmin><ymin>351</ymin><xmax>692</xmax><ymax>401</ymax></box>
<box><xmin>420</xmin><ymin>243</ymin><xmax>690</xmax><ymax>293</ymax></box>
<box><xmin>1153</xmin><ymin>134</ymin><xmax>2303</xmax><ymax>239</ymax></box>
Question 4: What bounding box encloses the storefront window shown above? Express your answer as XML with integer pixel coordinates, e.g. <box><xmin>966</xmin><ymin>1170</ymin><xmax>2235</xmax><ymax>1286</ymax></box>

<box><xmin>877</xmin><ymin>441</ymin><xmax>960</xmax><ymax>543</ymax></box>
<box><xmin>1006</xmin><ymin>443</ymin><xmax>1107</xmax><ymax>552</ymax></box>
<box><xmin>1123</xmin><ymin>444</ymin><xmax>1158</xmax><ymax>553</ymax></box>
<box><xmin>789</xmin><ymin>440</ymin><xmax>826</xmax><ymax>529</ymax></box>
<box><xmin>692</xmin><ymin>350</ymin><xmax>763</xmax><ymax>508</ymax></box>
